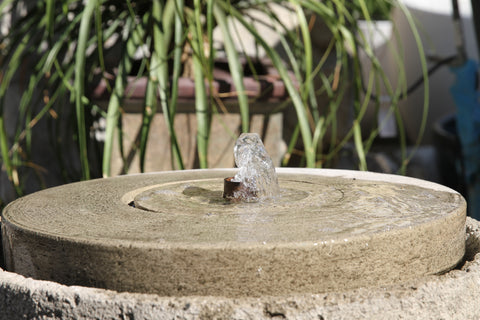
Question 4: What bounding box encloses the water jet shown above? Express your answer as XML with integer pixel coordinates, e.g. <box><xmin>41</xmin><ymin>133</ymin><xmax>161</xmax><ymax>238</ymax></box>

<box><xmin>1</xmin><ymin>135</ymin><xmax>477</xmax><ymax>318</ymax></box>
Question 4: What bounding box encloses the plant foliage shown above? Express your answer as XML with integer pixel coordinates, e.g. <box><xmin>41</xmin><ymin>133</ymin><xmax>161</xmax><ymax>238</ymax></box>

<box><xmin>0</xmin><ymin>0</ymin><xmax>427</xmax><ymax>205</ymax></box>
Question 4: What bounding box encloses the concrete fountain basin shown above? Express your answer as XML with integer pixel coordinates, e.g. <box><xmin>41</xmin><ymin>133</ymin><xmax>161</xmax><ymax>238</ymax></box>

<box><xmin>1</xmin><ymin>168</ymin><xmax>474</xmax><ymax>319</ymax></box>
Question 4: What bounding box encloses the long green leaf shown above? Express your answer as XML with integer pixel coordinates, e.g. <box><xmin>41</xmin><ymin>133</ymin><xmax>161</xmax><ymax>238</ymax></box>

<box><xmin>0</xmin><ymin>116</ymin><xmax>22</xmax><ymax>196</ymax></box>
<box><xmin>45</xmin><ymin>0</ymin><xmax>55</xmax><ymax>41</ymax></box>
<box><xmin>0</xmin><ymin>19</ymin><xmax>37</xmax><ymax>195</ymax></box>
<box><xmin>396</xmin><ymin>1</ymin><xmax>429</xmax><ymax>173</ymax></box>
<box><xmin>191</xmin><ymin>0</ymin><xmax>209</xmax><ymax>168</ymax></box>
<box><xmin>139</xmin><ymin>77</ymin><xmax>157</xmax><ymax>172</ymax></box>
<box><xmin>102</xmin><ymin>66</ymin><xmax>126</xmax><ymax>177</ymax></box>
<box><xmin>152</xmin><ymin>0</ymin><xmax>184</xmax><ymax>170</ymax></box>
<box><xmin>0</xmin><ymin>35</ymin><xmax>34</xmax><ymax>109</ymax></box>
<box><xmin>221</xmin><ymin>2</ymin><xmax>314</xmax><ymax>167</ymax></box>
<box><xmin>353</xmin><ymin>120</ymin><xmax>367</xmax><ymax>171</ymax></box>
<box><xmin>43</xmin><ymin>13</ymin><xmax>83</xmax><ymax>74</ymax></box>
<box><xmin>213</xmin><ymin>3</ymin><xmax>249</xmax><ymax>133</ymax></box>
<box><xmin>74</xmin><ymin>0</ymin><xmax>97</xmax><ymax>180</ymax></box>
<box><xmin>312</xmin><ymin>117</ymin><xmax>325</xmax><ymax>167</ymax></box>
<box><xmin>102</xmin><ymin>13</ymin><xmax>146</xmax><ymax>177</ymax></box>
<box><xmin>169</xmin><ymin>0</ymin><xmax>185</xmax><ymax>113</ymax></box>
<box><xmin>282</xmin><ymin>123</ymin><xmax>300</xmax><ymax>167</ymax></box>
<box><xmin>293</xmin><ymin>1</ymin><xmax>312</xmax><ymax>103</ymax></box>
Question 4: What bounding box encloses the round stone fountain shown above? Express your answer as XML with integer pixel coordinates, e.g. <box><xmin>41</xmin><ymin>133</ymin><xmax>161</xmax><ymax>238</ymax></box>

<box><xmin>0</xmin><ymin>135</ymin><xmax>478</xmax><ymax>318</ymax></box>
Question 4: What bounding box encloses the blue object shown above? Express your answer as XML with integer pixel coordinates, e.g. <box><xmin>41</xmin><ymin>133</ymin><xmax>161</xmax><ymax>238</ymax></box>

<box><xmin>450</xmin><ymin>59</ymin><xmax>480</xmax><ymax>219</ymax></box>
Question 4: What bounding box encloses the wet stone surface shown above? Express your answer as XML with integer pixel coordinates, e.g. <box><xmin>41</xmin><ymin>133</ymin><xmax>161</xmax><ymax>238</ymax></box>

<box><xmin>133</xmin><ymin>175</ymin><xmax>461</xmax><ymax>241</ymax></box>
<box><xmin>1</xmin><ymin>169</ymin><xmax>466</xmax><ymax>296</ymax></box>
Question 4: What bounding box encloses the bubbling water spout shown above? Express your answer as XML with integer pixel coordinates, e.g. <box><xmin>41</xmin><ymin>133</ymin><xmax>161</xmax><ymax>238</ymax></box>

<box><xmin>224</xmin><ymin>133</ymin><xmax>279</xmax><ymax>201</ymax></box>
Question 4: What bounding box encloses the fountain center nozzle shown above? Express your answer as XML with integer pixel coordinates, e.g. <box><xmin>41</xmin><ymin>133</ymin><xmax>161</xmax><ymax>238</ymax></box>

<box><xmin>222</xmin><ymin>176</ymin><xmax>256</xmax><ymax>200</ymax></box>
<box><xmin>223</xmin><ymin>133</ymin><xmax>279</xmax><ymax>201</ymax></box>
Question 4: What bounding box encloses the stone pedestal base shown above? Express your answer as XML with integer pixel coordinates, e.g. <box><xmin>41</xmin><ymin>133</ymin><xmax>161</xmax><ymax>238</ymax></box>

<box><xmin>0</xmin><ymin>217</ymin><xmax>478</xmax><ymax>319</ymax></box>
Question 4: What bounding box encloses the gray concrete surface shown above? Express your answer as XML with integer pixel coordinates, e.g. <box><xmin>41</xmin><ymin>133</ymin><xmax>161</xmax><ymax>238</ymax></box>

<box><xmin>1</xmin><ymin>169</ymin><xmax>466</xmax><ymax>297</ymax></box>
<box><xmin>0</xmin><ymin>216</ymin><xmax>478</xmax><ymax>319</ymax></box>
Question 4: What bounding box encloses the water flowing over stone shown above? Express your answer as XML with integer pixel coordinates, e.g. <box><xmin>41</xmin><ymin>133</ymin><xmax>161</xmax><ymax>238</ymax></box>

<box><xmin>1</xmin><ymin>168</ymin><xmax>467</xmax><ymax>301</ymax></box>
<box><xmin>233</xmin><ymin>133</ymin><xmax>279</xmax><ymax>200</ymax></box>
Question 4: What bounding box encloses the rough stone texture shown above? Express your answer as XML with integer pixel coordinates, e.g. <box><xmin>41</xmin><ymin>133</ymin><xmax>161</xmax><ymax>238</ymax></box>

<box><xmin>1</xmin><ymin>169</ymin><xmax>466</xmax><ymax>297</ymax></box>
<box><xmin>0</xmin><ymin>217</ymin><xmax>479</xmax><ymax>319</ymax></box>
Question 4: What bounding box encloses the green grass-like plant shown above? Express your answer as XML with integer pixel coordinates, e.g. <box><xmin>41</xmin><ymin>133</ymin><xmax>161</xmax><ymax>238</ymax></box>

<box><xmin>0</xmin><ymin>0</ymin><xmax>428</xmax><ymax>205</ymax></box>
